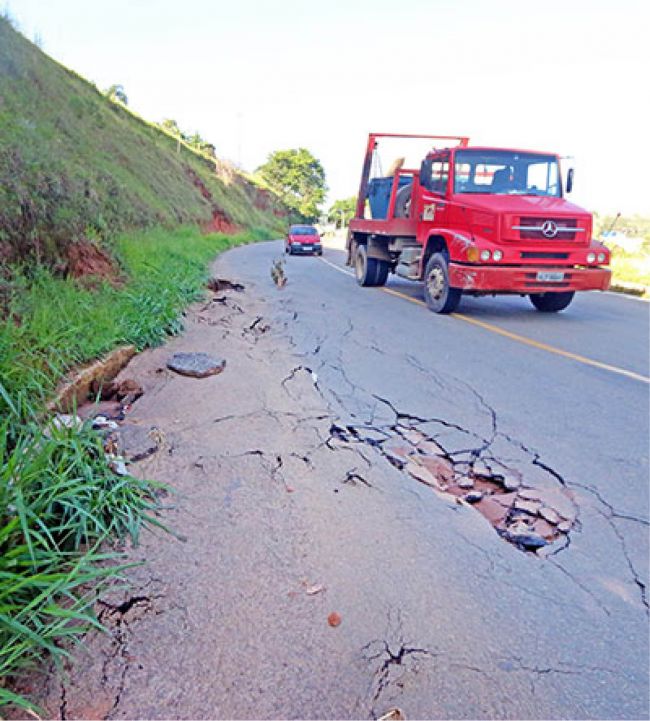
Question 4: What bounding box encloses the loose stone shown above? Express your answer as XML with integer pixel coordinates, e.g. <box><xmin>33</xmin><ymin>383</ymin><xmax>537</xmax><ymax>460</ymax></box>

<box><xmin>167</xmin><ymin>352</ymin><xmax>226</xmax><ymax>378</ymax></box>
<box><xmin>464</xmin><ymin>490</ymin><xmax>484</xmax><ymax>504</ymax></box>
<box><xmin>505</xmin><ymin>528</ymin><xmax>549</xmax><ymax>549</ymax></box>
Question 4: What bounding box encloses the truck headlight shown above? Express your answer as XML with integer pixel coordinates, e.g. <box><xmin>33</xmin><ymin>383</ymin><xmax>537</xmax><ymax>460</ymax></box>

<box><xmin>480</xmin><ymin>250</ymin><xmax>491</xmax><ymax>261</ymax></box>
<box><xmin>492</xmin><ymin>250</ymin><xmax>503</xmax><ymax>261</ymax></box>
<box><xmin>587</xmin><ymin>252</ymin><xmax>596</xmax><ymax>263</ymax></box>
<box><xmin>597</xmin><ymin>252</ymin><xmax>606</xmax><ymax>263</ymax></box>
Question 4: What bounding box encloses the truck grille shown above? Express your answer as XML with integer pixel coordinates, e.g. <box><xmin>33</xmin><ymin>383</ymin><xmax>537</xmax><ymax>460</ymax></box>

<box><xmin>514</xmin><ymin>217</ymin><xmax>579</xmax><ymax>241</ymax></box>
<box><xmin>521</xmin><ymin>252</ymin><xmax>569</xmax><ymax>259</ymax></box>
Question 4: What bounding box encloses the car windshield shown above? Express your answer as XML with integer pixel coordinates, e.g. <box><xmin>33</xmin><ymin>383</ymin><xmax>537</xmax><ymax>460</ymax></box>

<box><xmin>454</xmin><ymin>150</ymin><xmax>561</xmax><ymax>197</ymax></box>
<box><xmin>290</xmin><ymin>226</ymin><xmax>318</xmax><ymax>235</ymax></box>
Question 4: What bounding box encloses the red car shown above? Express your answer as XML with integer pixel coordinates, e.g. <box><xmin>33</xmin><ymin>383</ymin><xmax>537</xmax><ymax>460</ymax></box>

<box><xmin>285</xmin><ymin>224</ymin><xmax>323</xmax><ymax>255</ymax></box>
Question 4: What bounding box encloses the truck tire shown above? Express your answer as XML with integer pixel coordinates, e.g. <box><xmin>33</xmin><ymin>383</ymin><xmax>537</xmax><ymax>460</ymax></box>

<box><xmin>423</xmin><ymin>253</ymin><xmax>461</xmax><ymax>313</ymax></box>
<box><xmin>355</xmin><ymin>245</ymin><xmax>389</xmax><ymax>287</ymax></box>
<box><xmin>394</xmin><ymin>184</ymin><xmax>412</xmax><ymax>218</ymax></box>
<box><xmin>529</xmin><ymin>291</ymin><xmax>575</xmax><ymax>312</ymax></box>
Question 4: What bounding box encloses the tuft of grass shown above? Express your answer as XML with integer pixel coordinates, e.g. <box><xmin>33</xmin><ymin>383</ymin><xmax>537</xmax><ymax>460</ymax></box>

<box><xmin>0</xmin><ymin>404</ymin><xmax>163</xmax><ymax>713</ymax></box>
<box><xmin>609</xmin><ymin>244</ymin><xmax>650</xmax><ymax>292</ymax></box>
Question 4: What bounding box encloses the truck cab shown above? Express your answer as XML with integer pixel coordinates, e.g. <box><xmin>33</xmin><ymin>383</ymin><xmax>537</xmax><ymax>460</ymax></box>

<box><xmin>347</xmin><ymin>133</ymin><xmax>611</xmax><ymax>313</ymax></box>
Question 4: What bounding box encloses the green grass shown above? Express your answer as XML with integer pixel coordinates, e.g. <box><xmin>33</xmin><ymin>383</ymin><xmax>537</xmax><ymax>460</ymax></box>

<box><xmin>0</xmin><ymin>224</ymin><xmax>264</xmax><ymax>712</ymax></box>
<box><xmin>610</xmin><ymin>245</ymin><xmax>650</xmax><ymax>291</ymax></box>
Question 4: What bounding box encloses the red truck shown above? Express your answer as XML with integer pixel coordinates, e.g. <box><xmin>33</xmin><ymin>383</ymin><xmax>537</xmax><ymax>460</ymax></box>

<box><xmin>347</xmin><ymin>133</ymin><xmax>611</xmax><ymax>313</ymax></box>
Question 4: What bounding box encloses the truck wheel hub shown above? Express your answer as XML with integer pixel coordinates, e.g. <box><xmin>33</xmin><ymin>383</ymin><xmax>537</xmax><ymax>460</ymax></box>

<box><xmin>427</xmin><ymin>266</ymin><xmax>445</xmax><ymax>300</ymax></box>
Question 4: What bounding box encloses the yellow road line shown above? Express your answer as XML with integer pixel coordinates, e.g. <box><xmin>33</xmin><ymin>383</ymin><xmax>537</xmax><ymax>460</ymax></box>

<box><xmin>319</xmin><ymin>257</ymin><xmax>650</xmax><ymax>385</ymax></box>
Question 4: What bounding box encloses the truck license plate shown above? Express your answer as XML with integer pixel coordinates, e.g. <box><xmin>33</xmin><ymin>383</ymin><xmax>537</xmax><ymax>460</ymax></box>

<box><xmin>536</xmin><ymin>271</ymin><xmax>564</xmax><ymax>282</ymax></box>
<box><xmin>303</xmin><ymin>245</ymin><xmax>312</xmax><ymax>250</ymax></box>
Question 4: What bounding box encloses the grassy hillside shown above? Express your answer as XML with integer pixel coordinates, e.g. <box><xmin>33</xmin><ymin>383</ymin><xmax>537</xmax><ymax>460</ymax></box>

<box><xmin>0</xmin><ymin>16</ymin><xmax>286</xmax><ymax>268</ymax></box>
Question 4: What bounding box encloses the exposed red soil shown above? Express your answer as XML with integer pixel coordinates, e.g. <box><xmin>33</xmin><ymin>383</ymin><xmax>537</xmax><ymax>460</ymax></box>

<box><xmin>253</xmin><ymin>188</ymin><xmax>272</xmax><ymax>211</ymax></box>
<box><xmin>66</xmin><ymin>241</ymin><xmax>120</xmax><ymax>284</ymax></box>
<box><xmin>185</xmin><ymin>166</ymin><xmax>213</xmax><ymax>201</ymax></box>
<box><xmin>202</xmin><ymin>209</ymin><xmax>240</xmax><ymax>235</ymax></box>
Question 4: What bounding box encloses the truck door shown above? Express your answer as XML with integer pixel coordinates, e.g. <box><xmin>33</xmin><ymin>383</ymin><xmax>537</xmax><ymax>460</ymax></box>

<box><xmin>419</xmin><ymin>153</ymin><xmax>450</xmax><ymax>234</ymax></box>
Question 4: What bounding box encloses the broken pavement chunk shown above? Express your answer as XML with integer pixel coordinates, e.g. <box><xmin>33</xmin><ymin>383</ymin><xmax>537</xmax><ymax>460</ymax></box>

<box><xmin>378</xmin><ymin>709</ymin><xmax>406</xmax><ymax>721</ymax></box>
<box><xmin>539</xmin><ymin>506</ymin><xmax>561</xmax><ymax>525</ymax></box>
<box><xmin>501</xmin><ymin>470</ymin><xmax>522</xmax><ymax>491</ymax></box>
<box><xmin>463</xmin><ymin>490</ymin><xmax>484</xmax><ymax>504</ymax></box>
<box><xmin>504</xmin><ymin>528</ymin><xmax>549</xmax><ymax>550</ymax></box>
<box><xmin>405</xmin><ymin>462</ymin><xmax>438</xmax><ymax>488</ymax></box>
<box><xmin>416</xmin><ymin>439</ymin><xmax>446</xmax><ymax>456</ymax></box>
<box><xmin>167</xmin><ymin>352</ymin><xmax>226</xmax><ymax>378</ymax></box>
<box><xmin>457</xmin><ymin>476</ymin><xmax>474</xmax><ymax>490</ymax></box>
<box><xmin>416</xmin><ymin>455</ymin><xmax>455</xmax><ymax>483</ymax></box>
<box><xmin>513</xmin><ymin>498</ymin><xmax>541</xmax><ymax>516</ymax></box>
<box><xmin>115</xmin><ymin>424</ymin><xmax>160</xmax><ymax>462</ymax></box>
<box><xmin>472</xmin><ymin>458</ymin><xmax>492</xmax><ymax>477</ymax></box>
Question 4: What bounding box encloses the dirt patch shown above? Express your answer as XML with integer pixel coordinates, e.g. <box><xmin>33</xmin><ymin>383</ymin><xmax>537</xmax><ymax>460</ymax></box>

<box><xmin>49</xmin><ymin>345</ymin><xmax>137</xmax><ymax>413</ymax></box>
<box><xmin>184</xmin><ymin>165</ymin><xmax>213</xmax><ymax>201</ymax></box>
<box><xmin>202</xmin><ymin>209</ymin><xmax>240</xmax><ymax>235</ymax></box>
<box><xmin>66</xmin><ymin>241</ymin><xmax>120</xmax><ymax>283</ymax></box>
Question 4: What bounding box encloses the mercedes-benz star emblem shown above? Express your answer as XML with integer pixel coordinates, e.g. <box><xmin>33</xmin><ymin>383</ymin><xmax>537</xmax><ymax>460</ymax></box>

<box><xmin>541</xmin><ymin>220</ymin><xmax>558</xmax><ymax>238</ymax></box>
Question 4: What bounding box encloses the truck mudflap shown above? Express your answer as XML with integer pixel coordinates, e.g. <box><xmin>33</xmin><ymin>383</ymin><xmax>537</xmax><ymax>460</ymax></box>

<box><xmin>448</xmin><ymin>264</ymin><xmax>611</xmax><ymax>293</ymax></box>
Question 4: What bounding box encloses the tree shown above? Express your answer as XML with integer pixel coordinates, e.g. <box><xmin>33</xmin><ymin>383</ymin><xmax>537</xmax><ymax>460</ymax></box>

<box><xmin>328</xmin><ymin>197</ymin><xmax>356</xmax><ymax>228</ymax></box>
<box><xmin>160</xmin><ymin>118</ymin><xmax>184</xmax><ymax>138</ymax></box>
<box><xmin>256</xmin><ymin>148</ymin><xmax>327</xmax><ymax>221</ymax></box>
<box><xmin>105</xmin><ymin>84</ymin><xmax>128</xmax><ymax>105</ymax></box>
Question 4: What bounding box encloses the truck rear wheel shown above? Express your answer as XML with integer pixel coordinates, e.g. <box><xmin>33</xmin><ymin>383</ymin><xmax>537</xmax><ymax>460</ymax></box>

<box><xmin>423</xmin><ymin>253</ymin><xmax>461</xmax><ymax>313</ymax></box>
<box><xmin>355</xmin><ymin>245</ymin><xmax>389</xmax><ymax>287</ymax></box>
<box><xmin>529</xmin><ymin>291</ymin><xmax>575</xmax><ymax>312</ymax></box>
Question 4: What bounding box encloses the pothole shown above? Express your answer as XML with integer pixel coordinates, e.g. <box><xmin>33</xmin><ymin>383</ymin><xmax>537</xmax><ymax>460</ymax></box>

<box><xmin>328</xmin><ymin>422</ymin><xmax>578</xmax><ymax>554</ymax></box>
<box><xmin>207</xmin><ymin>277</ymin><xmax>245</xmax><ymax>292</ymax></box>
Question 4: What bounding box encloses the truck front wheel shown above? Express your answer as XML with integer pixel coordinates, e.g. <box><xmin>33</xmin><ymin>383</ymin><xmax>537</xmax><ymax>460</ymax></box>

<box><xmin>423</xmin><ymin>253</ymin><xmax>461</xmax><ymax>313</ymax></box>
<box><xmin>529</xmin><ymin>291</ymin><xmax>575</xmax><ymax>312</ymax></box>
<box><xmin>355</xmin><ymin>245</ymin><xmax>389</xmax><ymax>287</ymax></box>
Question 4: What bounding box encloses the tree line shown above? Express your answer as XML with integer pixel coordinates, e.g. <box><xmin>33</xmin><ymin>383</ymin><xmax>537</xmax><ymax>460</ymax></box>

<box><xmin>105</xmin><ymin>84</ymin><xmax>355</xmax><ymax>224</ymax></box>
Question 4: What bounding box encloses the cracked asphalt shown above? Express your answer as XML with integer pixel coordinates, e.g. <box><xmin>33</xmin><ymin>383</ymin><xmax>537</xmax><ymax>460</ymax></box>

<box><xmin>31</xmin><ymin>241</ymin><xmax>649</xmax><ymax>720</ymax></box>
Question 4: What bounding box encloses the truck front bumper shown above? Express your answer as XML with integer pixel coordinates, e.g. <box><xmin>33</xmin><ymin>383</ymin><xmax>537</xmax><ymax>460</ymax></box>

<box><xmin>448</xmin><ymin>264</ymin><xmax>611</xmax><ymax>293</ymax></box>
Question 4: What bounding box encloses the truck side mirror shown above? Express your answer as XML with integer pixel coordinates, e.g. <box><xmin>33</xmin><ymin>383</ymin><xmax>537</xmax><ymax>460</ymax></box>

<box><xmin>420</xmin><ymin>159</ymin><xmax>432</xmax><ymax>189</ymax></box>
<box><xmin>566</xmin><ymin>168</ymin><xmax>574</xmax><ymax>194</ymax></box>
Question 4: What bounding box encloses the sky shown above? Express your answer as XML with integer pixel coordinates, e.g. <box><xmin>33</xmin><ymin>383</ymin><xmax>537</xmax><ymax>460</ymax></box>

<box><xmin>5</xmin><ymin>0</ymin><xmax>650</xmax><ymax>215</ymax></box>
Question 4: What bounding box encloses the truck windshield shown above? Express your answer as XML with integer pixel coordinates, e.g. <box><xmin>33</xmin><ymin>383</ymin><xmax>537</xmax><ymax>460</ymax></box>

<box><xmin>454</xmin><ymin>150</ymin><xmax>560</xmax><ymax>197</ymax></box>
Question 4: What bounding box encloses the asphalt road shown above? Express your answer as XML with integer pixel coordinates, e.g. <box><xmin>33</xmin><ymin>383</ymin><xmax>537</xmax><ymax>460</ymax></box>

<box><xmin>226</xmin><ymin>240</ymin><xmax>649</xmax><ymax>719</ymax></box>
<box><xmin>40</xmin><ymin>239</ymin><xmax>649</xmax><ymax>721</ymax></box>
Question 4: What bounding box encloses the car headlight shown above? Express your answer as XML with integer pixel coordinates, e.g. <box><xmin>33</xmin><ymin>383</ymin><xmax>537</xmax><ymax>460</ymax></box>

<box><xmin>587</xmin><ymin>252</ymin><xmax>596</xmax><ymax>263</ymax></box>
<box><xmin>492</xmin><ymin>250</ymin><xmax>503</xmax><ymax>261</ymax></box>
<box><xmin>597</xmin><ymin>252</ymin><xmax>606</xmax><ymax>263</ymax></box>
<box><xmin>480</xmin><ymin>250</ymin><xmax>491</xmax><ymax>261</ymax></box>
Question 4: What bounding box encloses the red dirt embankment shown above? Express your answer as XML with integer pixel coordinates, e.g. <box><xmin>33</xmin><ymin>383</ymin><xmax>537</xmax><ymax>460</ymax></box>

<box><xmin>66</xmin><ymin>241</ymin><xmax>121</xmax><ymax>284</ymax></box>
